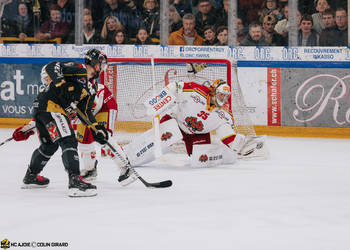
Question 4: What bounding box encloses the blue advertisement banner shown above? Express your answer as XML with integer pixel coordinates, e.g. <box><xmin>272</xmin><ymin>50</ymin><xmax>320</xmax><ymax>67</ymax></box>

<box><xmin>0</xmin><ymin>64</ymin><xmax>43</xmax><ymax>118</ymax></box>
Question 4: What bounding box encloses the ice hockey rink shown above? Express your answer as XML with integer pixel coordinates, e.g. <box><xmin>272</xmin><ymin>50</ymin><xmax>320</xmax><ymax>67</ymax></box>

<box><xmin>1</xmin><ymin>128</ymin><xmax>350</xmax><ymax>250</ymax></box>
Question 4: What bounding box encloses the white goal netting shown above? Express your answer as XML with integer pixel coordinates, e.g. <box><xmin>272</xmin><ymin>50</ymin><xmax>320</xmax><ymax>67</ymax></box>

<box><xmin>101</xmin><ymin>58</ymin><xmax>261</xmax><ymax>156</ymax></box>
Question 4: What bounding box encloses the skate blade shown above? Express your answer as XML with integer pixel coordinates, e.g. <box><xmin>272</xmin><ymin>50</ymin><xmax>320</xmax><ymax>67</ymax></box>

<box><xmin>119</xmin><ymin>175</ymin><xmax>138</xmax><ymax>187</ymax></box>
<box><xmin>68</xmin><ymin>188</ymin><xmax>97</xmax><ymax>197</ymax></box>
<box><xmin>21</xmin><ymin>184</ymin><xmax>49</xmax><ymax>189</ymax></box>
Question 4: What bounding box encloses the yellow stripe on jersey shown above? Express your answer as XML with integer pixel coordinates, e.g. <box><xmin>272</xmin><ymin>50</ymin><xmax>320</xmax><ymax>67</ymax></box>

<box><xmin>55</xmin><ymin>81</ymin><xmax>65</xmax><ymax>87</ymax></box>
<box><xmin>64</xmin><ymin>73</ymin><xmax>87</xmax><ymax>76</ymax></box>
<box><xmin>182</xmin><ymin>87</ymin><xmax>208</xmax><ymax>99</ymax></box>
<box><xmin>46</xmin><ymin>100</ymin><xmax>65</xmax><ymax>114</ymax></box>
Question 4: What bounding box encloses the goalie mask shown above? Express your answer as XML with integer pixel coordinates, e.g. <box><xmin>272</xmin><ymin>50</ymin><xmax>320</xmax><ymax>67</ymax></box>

<box><xmin>84</xmin><ymin>49</ymin><xmax>108</xmax><ymax>79</ymax></box>
<box><xmin>210</xmin><ymin>79</ymin><xmax>230</xmax><ymax>107</ymax></box>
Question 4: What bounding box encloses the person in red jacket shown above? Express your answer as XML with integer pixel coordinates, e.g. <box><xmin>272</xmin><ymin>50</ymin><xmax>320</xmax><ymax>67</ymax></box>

<box><xmin>35</xmin><ymin>4</ymin><xmax>70</xmax><ymax>43</ymax></box>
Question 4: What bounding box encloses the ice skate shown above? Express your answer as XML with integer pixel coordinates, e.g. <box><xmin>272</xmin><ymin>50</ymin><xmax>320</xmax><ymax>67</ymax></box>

<box><xmin>68</xmin><ymin>174</ymin><xmax>97</xmax><ymax>197</ymax></box>
<box><xmin>22</xmin><ymin>168</ymin><xmax>49</xmax><ymax>189</ymax></box>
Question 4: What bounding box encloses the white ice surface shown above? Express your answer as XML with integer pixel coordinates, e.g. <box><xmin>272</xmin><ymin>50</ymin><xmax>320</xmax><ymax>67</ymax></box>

<box><xmin>1</xmin><ymin>128</ymin><xmax>350</xmax><ymax>250</ymax></box>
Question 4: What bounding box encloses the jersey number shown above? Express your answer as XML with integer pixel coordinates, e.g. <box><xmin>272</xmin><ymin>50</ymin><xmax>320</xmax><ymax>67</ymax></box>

<box><xmin>197</xmin><ymin>111</ymin><xmax>209</xmax><ymax>120</ymax></box>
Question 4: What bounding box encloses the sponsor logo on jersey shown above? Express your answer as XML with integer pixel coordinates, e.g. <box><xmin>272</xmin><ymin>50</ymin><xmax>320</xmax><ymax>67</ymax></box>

<box><xmin>215</xmin><ymin>110</ymin><xmax>225</xmax><ymax>119</ymax></box>
<box><xmin>136</xmin><ymin>142</ymin><xmax>154</xmax><ymax>157</ymax></box>
<box><xmin>209</xmin><ymin>155</ymin><xmax>223</xmax><ymax>161</ymax></box>
<box><xmin>190</xmin><ymin>94</ymin><xmax>205</xmax><ymax>105</ymax></box>
<box><xmin>185</xmin><ymin>116</ymin><xmax>204</xmax><ymax>132</ymax></box>
<box><xmin>161</xmin><ymin>131</ymin><xmax>173</xmax><ymax>141</ymax></box>
<box><xmin>199</xmin><ymin>154</ymin><xmax>208</xmax><ymax>162</ymax></box>
<box><xmin>47</xmin><ymin>122</ymin><xmax>59</xmax><ymax>142</ymax></box>
<box><xmin>104</xmin><ymin>94</ymin><xmax>113</xmax><ymax>104</ymax></box>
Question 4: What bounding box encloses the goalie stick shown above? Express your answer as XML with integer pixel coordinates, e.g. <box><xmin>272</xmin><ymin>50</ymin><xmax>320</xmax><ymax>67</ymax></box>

<box><xmin>70</xmin><ymin>103</ymin><xmax>173</xmax><ymax>189</ymax></box>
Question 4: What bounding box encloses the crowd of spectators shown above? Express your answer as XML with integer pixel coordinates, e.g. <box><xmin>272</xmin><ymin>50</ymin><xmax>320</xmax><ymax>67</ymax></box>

<box><xmin>0</xmin><ymin>0</ymin><xmax>348</xmax><ymax>46</ymax></box>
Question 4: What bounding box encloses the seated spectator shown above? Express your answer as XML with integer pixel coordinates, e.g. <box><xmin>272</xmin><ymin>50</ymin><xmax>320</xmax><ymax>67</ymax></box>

<box><xmin>35</xmin><ymin>4</ymin><xmax>70</xmax><ymax>43</ymax></box>
<box><xmin>170</xmin><ymin>0</ymin><xmax>192</xmax><ymax>17</ymax></box>
<box><xmin>237</xmin><ymin>17</ymin><xmax>248</xmax><ymax>43</ymax></box>
<box><xmin>169</xmin><ymin>5</ymin><xmax>182</xmax><ymax>33</ymax></box>
<box><xmin>102</xmin><ymin>0</ymin><xmax>141</xmax><ymax>38</ymax></box>
<box><xmin>6</xmin><ymin>2</ymin><xmax>34</xmax><ymax>40</ymax></box>
<box><xmin>168</xmin><ymin>13</ymin><xmax>204</xmax><ymax>45</ymax></box>
<box><xmin>83</xmin><ymin>13</ymin><xmax>100</xmax><ymax>44</ymax></box>
<box><xmin>262</xmin><ymin>14</ymin><xmax>286</xmax><ymax>45</ymax></box>
<box><xmin>258</xmin><ymin>0</ymin><xmax>283</xmax><ymax>23</ymax></box>
<box><xmin>203</xmin><ymin>25</ymin><xmax>217</xmax><ymax>45</ymax></box>
<box><xmin>214</xmin><ymin>25</ymin><xmax>228</xmax><ymax>45</ymax></box>
<box><xmin>312</xmin><ymin>0</ymin><xmax>330</xmax><ymax>34</ymax></box>
<box><xmin>195</xmin><ymin>0</ymin><xmax>217</xmax><ymax>37</ymax></box>
<box><xmin>326</xmin><ymin>7</ymin><xmax>348</xmax><ymax>46</ymax></box>
<box><xmin>112</xmin><ymin>29</ymin><xmax>129</xmax><ymax>44</ymax></box>
<box><xmin>240</xmin><ymin>23</ymin><xmax>270</xmax><ymax>46</ymax></box>
<box><xmin>135</xmin><ymin>27</ymin><xmax>154</xmax><ymax>44</ymax></box>
<box><xmin>298</xmin><ymin>14</ymin><xmax>319</xmax><ymax>46</ymax></box>
<box><xmin>140</xmin><ymin>0</ymin><xmax>160</xmax><ymax>38</ymax></box>
<box><xmin>100</xmin><ymin>15</ymin><xmax>124</xmax><ymax>43</ymax></box>
<box><xmin>319</xmin><ymin>8</ymin><xmax>336</xmax><ymax>46</ymax></box>
<box><xmin>274</xmin><ymin>5</ymin><xmax>301</xmax><ymax>38</ymax></box>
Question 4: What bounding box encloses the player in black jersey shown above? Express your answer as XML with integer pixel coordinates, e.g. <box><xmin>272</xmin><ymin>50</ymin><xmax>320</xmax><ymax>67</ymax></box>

<box><xmin>21</xmin><ymin>49</ymin><xmax>108</xmax><ymax>197</ymax></box>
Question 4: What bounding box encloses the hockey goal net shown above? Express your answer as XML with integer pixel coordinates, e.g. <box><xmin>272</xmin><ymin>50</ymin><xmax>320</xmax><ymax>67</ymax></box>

<box><xmin>101</xmin><ymin>58</ymin><xmax>259</xmax><ymax>154</ymax></box>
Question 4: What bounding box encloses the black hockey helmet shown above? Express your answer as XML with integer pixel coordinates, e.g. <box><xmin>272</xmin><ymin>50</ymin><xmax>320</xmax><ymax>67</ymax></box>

<box><xmin>84</xmin><ymin>48</ymin><xmax>108</xmax><ymax>71</ymax></box>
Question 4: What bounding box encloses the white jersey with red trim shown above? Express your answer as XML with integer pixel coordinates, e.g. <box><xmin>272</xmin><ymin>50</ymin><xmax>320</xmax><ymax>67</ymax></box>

<box><xmin>171</xmin><ymin>82</ymin><xmax>234</xmax><ymax>136</ymax></box>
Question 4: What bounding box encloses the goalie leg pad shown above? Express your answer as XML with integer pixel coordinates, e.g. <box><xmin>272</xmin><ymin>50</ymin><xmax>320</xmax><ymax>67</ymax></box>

<box><xmin>123</xmin><ymin>118</ymin><xmax>183</xmax><ymax>166</ymax></box>
<box><xmin>191</xmin><ymin>143</ymin><xmax>237</xmax><ymax>167</ymax></box>
<box><xmin>78</xmin><ymin>142</ymin><xmax>97</xmax><ymax>176</ymax></box>
<box><xmin>239</xmin><ymin>135</ymin><xmax>266</xmax><ymax>158</ymax></box>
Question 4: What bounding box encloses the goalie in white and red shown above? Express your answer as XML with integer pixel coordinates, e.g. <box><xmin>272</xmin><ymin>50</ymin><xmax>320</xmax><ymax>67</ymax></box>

<box><xmin>124</xmin><ymin>64</ymin><xmax>266</xmax><ymax>167</ymax></box>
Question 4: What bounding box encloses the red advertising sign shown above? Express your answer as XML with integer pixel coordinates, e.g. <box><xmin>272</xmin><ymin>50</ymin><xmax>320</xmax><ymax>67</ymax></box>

<box><xmin>267</xmin><ymin>68</ymin><xmax>281</xmax><ymax>126</ymax></box>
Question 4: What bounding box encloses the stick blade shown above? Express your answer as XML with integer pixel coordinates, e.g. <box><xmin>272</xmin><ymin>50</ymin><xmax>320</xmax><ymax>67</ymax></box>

<box><xmin>145</xmin><ymin>179</ymin><xmax>173</xmax><ymax>188</ymax></box>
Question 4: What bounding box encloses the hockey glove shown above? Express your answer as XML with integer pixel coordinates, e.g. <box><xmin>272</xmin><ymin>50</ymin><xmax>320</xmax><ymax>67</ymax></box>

<box><xmin>90</xmin><ymin>123</ymin><xmax>108</xmax><ymax>145</ymax></box>
<box><xmin>187</xmin><ymin>63</ymin><xmax>208</xmax><ymax>75</ymax></box>
<box><xmin>12</xmin><ymin>121</ymin><xmax>35</xmax><ymax>141</ymax></box>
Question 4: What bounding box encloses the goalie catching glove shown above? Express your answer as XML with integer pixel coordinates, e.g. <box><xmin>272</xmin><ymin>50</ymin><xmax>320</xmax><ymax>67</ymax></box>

<box><xmin>89</xmin><ymin>123</ymin><xmax>108</xmax><ymax>145</ymax></box>
<box><xmin>12</xmin><ymin>120</ymin><xmax>36</xmax><ymax>141</ymax></box>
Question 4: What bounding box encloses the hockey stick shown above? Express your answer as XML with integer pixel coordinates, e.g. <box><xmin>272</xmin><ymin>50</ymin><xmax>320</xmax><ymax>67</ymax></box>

<box><xmin>0</xmin><ymin>137</ymin><xmax>13</xmax><ymax>147</ymax></box>
<box><xmin>0</xmin><ymin>126</ymin><xmax>35</xmax><ymax>147</ymax></box>
<box><xmin>70</xmin><ymin>103</ymin><xmax>172</xmax><ymax>189</ymax></box>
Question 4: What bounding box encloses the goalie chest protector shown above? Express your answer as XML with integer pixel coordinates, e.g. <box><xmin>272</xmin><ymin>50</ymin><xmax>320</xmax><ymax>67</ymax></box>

<box><xmin>175</xmin><ymin>82</ymin><xmax>233</xmax><ymax>134</ymax></box>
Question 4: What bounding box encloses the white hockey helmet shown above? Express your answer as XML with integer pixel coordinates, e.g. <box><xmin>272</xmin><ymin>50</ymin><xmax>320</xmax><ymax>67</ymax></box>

<box><xmin>210</xmin><ymin>79</ymin><xmax>230</xmax><ymax>107</ymax></box>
